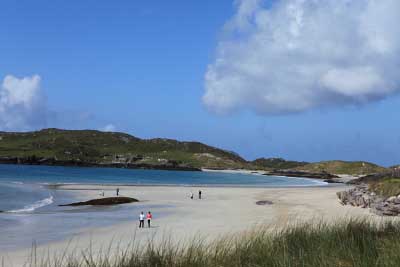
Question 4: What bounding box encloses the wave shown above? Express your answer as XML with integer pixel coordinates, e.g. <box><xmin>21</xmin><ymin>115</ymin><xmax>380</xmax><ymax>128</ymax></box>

<box><xmin>7</xmin><ymin>195</ymin><xmax>54</xmax><ymax>213</ymax></box>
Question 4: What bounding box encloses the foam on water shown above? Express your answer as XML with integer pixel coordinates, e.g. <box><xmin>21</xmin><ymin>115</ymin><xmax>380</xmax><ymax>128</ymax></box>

<box><xmin>7</xmin><ymin>195</ymin><xmax>54</xmax><ymax>213</ymax></box>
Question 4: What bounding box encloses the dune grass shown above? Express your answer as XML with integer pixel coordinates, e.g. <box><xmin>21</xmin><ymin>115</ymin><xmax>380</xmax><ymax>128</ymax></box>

<box><xmin>369</xmin><ymin>177</ymin><xmax>400</xmax><ymax>198</ymax></box>
<box><xmin>18</xmin><ymin>219</ymin><xmax>400</xmax><ymax>267</ymax></box>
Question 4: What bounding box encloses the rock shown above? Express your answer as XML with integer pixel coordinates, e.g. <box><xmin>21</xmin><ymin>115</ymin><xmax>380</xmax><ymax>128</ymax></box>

<box><xmin>324</xmin><ymin>179</ymin><xmax>343</xmax><ymax>184</ymax></box>
<box><xmin>256</xmin><ymin>200</ymin><xmax>273</xmax><ymax>205</ymax></box>
<box><xmin>337</xmin><ymin>185</ymin><xmax>400</xmax><ymax>216</ymax></box>
<box><xmin>59</xmin><ymin>197</ymin><xmax>139</xmax><ymax>207</ymax></box>
<box><xmin>265</xmin><ymin>170</ymin><xmax>339</xmax><ymax>179</ymax></box>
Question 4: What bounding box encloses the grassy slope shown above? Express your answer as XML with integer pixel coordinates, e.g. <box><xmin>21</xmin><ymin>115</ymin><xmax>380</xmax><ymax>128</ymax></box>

<box><xmin>0</xmin><ymin>128</ymin><xmax>248</xmax><ymax>169</ymax></box>
<box><xmin>296</xmin><ymin>160</ymin><xmax>387</xmax><ymax>175</ymax></box>
<box><xmin>251</xmin><ymin>157</ymin><xmax>309</xmax><ymax>170</ymax></box>
<box><xmin>0</xmin><ymin>128</ymin><xmax>391</xmax><ymax>174</ymax></box>
<box><xmin>33</xmin><ymin>220</ymin><xmax>400</xmax><ymax>267</ymax></box>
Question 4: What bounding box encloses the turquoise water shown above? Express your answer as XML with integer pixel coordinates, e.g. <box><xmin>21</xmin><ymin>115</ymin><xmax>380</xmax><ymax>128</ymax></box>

<box><xmin>0</xmin><ymin>164</ymin><xmax>327</xmax><ymax>250</ymax></box>
<box><xmin>0</xmin><ymin>164</ymin><xmax>326</xmax><ymax>213</ymax></box>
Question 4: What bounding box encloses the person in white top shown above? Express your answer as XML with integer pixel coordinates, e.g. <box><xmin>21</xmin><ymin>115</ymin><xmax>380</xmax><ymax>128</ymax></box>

<box><xmin>139</xmin><ymin>211</ymin><xmax>145</xmax><ymax>228</ymax></box>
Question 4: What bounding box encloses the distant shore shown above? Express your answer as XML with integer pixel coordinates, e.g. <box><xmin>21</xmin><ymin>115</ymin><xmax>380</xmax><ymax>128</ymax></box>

<box><xmin>202</xmin><ymin>168</ymin><xmax>357</xmax><ymax>183</ymax></box>
<box><xmin>0</xmin><ymin>157</ymin><xmax>201</xmax><ymax>171</ymax></box>
<box><xmin>201</xmin><ymin>168</ymin><xmax>266</xmax><ymax>175</ymax></box>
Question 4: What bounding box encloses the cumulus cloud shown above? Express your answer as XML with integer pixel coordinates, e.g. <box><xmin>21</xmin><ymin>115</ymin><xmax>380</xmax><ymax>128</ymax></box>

<box><xmin>100</xmin><ymin>124</ymin><xmax>117</xmax><ymax>132</ymax></box>
<box><xmin>204</xmin><ymin>0</ymin><xmax>400</xmax><ymax>115</ymax></box>
<box><xmin>0</xmin><ymin>75</ymin><xmax>47</xmax><ymax>130</ymax></box>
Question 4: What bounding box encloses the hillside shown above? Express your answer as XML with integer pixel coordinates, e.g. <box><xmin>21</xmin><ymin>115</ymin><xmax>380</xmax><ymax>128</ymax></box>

<box><xmin>295</xmin><ymin>160</ymin><xmax>387</xmax><ymax>175</ymax></box>
<box><xmin>251</xmin><ymin>157</ymin><xmax>308</xmax><ymax>170</ymax></box>
<box><xmin>0</xmin><ymin>128</ymin><xmax>248</xmax><ymax>170</ymax></box>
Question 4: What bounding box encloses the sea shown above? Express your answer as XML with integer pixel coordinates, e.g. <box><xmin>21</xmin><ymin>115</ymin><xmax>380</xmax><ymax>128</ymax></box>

<box><xmin>0</xmin><ymin>164</ymin><xmax>328</xmax><ymax>251</ymax></box>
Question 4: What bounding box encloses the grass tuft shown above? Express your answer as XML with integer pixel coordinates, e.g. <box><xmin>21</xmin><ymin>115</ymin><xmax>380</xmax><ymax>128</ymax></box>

<box><xmin>20</xmin><ymin>219</ymin><xmax>400</xmax><ymax>267</ymax></box>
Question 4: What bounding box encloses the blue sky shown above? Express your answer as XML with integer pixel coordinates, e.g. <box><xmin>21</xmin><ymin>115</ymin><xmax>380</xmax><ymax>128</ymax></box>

<box><xmin>1</xmin><ymin>0</ymin><xmax>400</xmax><ymax>166</ymax></box>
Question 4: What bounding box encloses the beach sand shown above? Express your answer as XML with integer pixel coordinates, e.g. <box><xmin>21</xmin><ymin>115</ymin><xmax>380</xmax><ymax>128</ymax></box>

<box><xmin>0</xmin><ymin>184</ymin><xmax>378</xmax><ymax>266</ymax></box>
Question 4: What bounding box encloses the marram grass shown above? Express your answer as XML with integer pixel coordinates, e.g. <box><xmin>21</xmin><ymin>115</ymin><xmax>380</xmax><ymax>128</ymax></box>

<box><xmin>13</xmin><ymin>219</ymin><xmax>400</xmax><ymax>267</ymax></box>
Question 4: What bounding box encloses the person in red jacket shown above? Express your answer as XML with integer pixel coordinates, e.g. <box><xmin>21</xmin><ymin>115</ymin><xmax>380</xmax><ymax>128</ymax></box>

<box><xmin>146</xmin><ymin>211</ymin><xmax>152</xmax><ymax>228</ymax></box>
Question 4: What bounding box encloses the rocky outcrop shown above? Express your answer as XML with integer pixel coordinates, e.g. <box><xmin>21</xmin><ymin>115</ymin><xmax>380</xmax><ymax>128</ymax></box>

<box><xmin>264</xmin><ymin>170</ymin><xmax>339</xmax><ymax>180</ymax></box>
<box><xmin>59</xmin><ymin>197</ymin><xmax>139</xmax><ymax>206</ymax></box>
<box><xmin>324</xmin><ymin>179</ymin><xmax>343</xmax><ymax>184</ymax></box>
<box><xmin>337</xmin><ymin>186</ymin><xmax>400</xmax><ymax>216</ymax></box>
<box><xmin>347</xmin><ymin>173</ymin><xmax>388</xmax><ymax>185</ymax></box>
<box><xmin>348</xmin><ymin>169</ymin><xmax>400</xmax><ymax>185</ymax></box>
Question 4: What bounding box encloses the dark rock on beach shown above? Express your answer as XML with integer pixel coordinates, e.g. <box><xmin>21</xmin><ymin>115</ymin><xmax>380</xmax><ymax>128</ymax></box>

<box><xmin>256</xmin><ymin>200</ymin><xmax>273</xmax><ymax>205</ymax></box>
<box><xmin>59</xmin><ymin>197</ymin><xmax>139</xmax><ymax>207</ymax></box>
<box><xmin>264</xmin><ymin>170</ymin><xmax>339</xmax><ymax>180</ymax></box>
<box><xmin>324</xmin><ymin>179</ymin><xmax>343</xmax><ymax>184</ymax></box>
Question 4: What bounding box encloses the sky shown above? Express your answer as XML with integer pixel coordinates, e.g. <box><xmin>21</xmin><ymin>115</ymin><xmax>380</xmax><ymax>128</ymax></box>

<box><xmin>0</xmin><ymin>0</ymin><xmax>400</xmax><ymax>166</ymax></box>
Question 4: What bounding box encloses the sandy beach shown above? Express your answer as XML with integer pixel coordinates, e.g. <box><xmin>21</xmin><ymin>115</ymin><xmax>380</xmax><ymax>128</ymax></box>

<box><xmin>0</xmin><ymin>184</ymin><xmax>378</xmax><ymax>266</ymax></box>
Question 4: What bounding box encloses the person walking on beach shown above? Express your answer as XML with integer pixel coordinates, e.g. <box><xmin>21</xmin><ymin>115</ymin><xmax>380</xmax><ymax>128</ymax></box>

<box><xmin>147</xmin><ymin>211</ymin><xmax>152</xmax><ymax>228</ymax></box>
<box><xmin>139</xmin><ymin>211</ymin><xmax>145</xmax><ymax>228</ymax></box>
<box><xmin>198</xmin><ymin>190</ymin><xmax>202</xmax><ymax>199</ymax></box>
<box><xmin>116</xmin><ymin>188</ymin><xmax>120</xmax><ymax>196</ymax></box>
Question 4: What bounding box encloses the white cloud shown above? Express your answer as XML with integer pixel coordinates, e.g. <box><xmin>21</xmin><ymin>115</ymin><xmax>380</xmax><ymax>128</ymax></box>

<box><xmin>100</xmin><ymin>124</ymin><xmax>117</xmax><ymax>132</ymax></box>
<box><xmin>204</xmin><ymin>0</ymin><xmax>400</xmax><ymax>115</ymax></box>
<box><xmin>0</xmin><ymin>75</ymin><xmax>47</xmax><ymax>130</ymax></box>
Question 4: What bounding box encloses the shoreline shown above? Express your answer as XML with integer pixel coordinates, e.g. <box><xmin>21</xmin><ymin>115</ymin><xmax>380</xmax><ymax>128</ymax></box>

<box><xmin>0</xmin><ymin>183</ymin><xmax>381</xmax><ymax>266</ymax></box>
<box><xmin>0</xmin><ymin>160</ymin><xmax>202</xmax><ymax>172</ymax></box>
<box><xmin>39</xmin><ymin>168</ymin><xmax>333</xmax><ymax>189</ymax></box>
<box><xmin>201</xmin><ymin>168</ymin><xmax>266</xmax><ymax>175</ymax></box>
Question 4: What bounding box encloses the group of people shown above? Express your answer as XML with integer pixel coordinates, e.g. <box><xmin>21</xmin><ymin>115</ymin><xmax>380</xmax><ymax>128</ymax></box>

<box><xmin>190</xmin><ymin>190</ymin><xmax>202</xmax><ymax>200</ymax></box>
<box><xmin>99</xmin><ymin>188</ymin><xmax>120</xmax><ymax>197</ymax></box>
<box><xmin>139</xmin><ymin>211</ymin><xmax>152</xmax><ymax>228</ymax></box>
<box><xmin>138</xmin><ymin>190</ymin><xmax>203</xmax><ymax>228</ymax></box>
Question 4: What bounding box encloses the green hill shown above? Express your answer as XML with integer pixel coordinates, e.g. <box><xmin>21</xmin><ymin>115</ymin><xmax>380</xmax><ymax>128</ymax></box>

<box><xmin>0</xmin><ymin>128</ymin><xmax>248</xmax><ymax>170</ymax></box>
<box><xmin>295</xmin><ymin>160</ymin><xmax>387</xmax><ymax>175</ymax></box>
<box><xmin>251</xmin><ymin>157</ymin><xmax>308</xmax><ymax>170</ymax></box>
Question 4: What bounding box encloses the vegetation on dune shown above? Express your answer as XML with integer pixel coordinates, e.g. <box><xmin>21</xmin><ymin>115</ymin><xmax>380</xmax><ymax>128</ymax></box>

<box><xmin>369</xmin><ymin>177</ymin><xmax>400</xmax><ymax>198</ymax></box>
<box><xmin>296</xmin><ymin>160</ymin><xmax>387</xmax><ymax>175</ymax></box>
<box><xmin>251</xmin><ymin>157</ymin><xmax>309</xmax><ymax>170</ymax></box>
<box><xmin>0</xmin><ymin>128</ymin><xmax>248</xmax><ymax>169</ymax></box>
<box><xmin>23</xmin><ymin>219</ymin><xmax>400</xmax><ymax>267</ymax></box>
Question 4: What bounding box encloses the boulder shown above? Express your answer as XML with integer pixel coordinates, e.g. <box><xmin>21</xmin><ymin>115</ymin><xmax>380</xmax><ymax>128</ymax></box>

<box><xmin>59</xmin><ymin>197</ymin><xmax>139</xmax><ymax>207</ymax></box>
<box><xmin>386</xmin><ymin>196</ymin><xmax>397</xmax><ymax>202</ymax></box>
<box><xmin>256</xmin><ymin>200</ymin><xmax>273</xmax><ymax>205</ymax></box>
